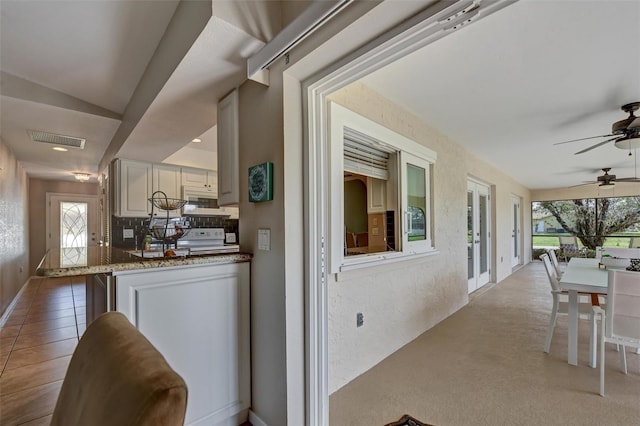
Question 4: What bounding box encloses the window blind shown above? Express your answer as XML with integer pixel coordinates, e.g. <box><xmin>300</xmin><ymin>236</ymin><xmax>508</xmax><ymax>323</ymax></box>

<box><xmin>343</xmin><ymin>127</ymin><xmax>389</xmax><ymax>180</ymax></box>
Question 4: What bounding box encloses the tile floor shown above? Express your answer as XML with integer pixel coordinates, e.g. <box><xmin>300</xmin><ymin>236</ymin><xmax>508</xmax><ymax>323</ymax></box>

<box><xmin>1</xmin><ymin>276</ymin><xmax>254</xmax><ymax>426</ymax></box>
<box><xmin>0</xmin><ymin>276</ymin><xmax>85</xmax><ymax>426</ymax></box>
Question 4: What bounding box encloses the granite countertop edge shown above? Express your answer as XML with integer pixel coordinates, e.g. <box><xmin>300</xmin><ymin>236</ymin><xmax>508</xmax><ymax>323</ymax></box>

<box><xmin>37</xmin><ymin>252</ymin><xmax>253</xmax><ymax>278</ymax></box>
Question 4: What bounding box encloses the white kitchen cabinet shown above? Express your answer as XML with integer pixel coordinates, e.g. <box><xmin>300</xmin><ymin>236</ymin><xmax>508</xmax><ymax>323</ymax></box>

<box><xmin>182</xmin><ymin>167</ymin><xmax>216</xmax><ymax>192</ymax></box>
<box><xmin>217</xmin><ymin>89</ymin><xmax>239</xmax><ymax>206</ymax></box>
<box><xmin>113</xmin><ymin>159</ymin><xmax>152</xmax><ymax>217</ymax></box>
<box><xmin>367</xmin><ymin>176</ymin><xmax>387</xmax><ymax>214</ymax></box>
<box><xmin>152</xmin><ymin>164</ymin><xmax>182</xmax><ymax>218</ymax></box>
<box><xmin>115</xmin><ymin>262</ymin><xmax>251</xmax><ymax>426</ymax></box>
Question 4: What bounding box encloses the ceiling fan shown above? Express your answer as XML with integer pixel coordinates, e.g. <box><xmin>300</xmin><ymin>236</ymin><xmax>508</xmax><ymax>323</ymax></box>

<box><xmin>571</xmin><ymin>167</ymin><xmax>640</xmax><ymax>188</ymax></box>
<box><xmin>555</xmin><ymin>102</ymin><xmax>640</xmax><ymax>155</ymax></box>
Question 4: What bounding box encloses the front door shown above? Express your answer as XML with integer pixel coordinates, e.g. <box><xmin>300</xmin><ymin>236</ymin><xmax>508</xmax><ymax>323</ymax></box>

<box><xmin>46</xmin><ymin>194</ymin><xmax>100</xmax><ymax>265</ymax></box>
<box><xmin>467</xmin><ymin>180</ymin><xmax>491</xmax><ymax>293</ymax></box>
<box><xmin>511</xmin><ymin>195</ymin><xmax>521</xmax><ymax>267</ymax></box>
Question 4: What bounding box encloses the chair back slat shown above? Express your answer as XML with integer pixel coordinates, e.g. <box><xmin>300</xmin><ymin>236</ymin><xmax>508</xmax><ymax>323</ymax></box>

<box><xmin>547</xmin><ymin>249</ymin><xmax>562</xmax><ymax>276</ymax></box>
<box><xmin>607</xmin><ymin>269</ymin><xmax>640</xmax><ymax>341</ymax></box>
<box><xmin>540</xmin><ymin>253</ymin><xmax>560</xmax><ymax>292</ymax></box>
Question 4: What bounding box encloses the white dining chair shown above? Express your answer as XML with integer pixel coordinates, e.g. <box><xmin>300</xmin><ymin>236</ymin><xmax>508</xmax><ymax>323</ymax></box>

<box><xmin>547</xmin><ymin>248</ymin><xmax>563</xmax><ymax>277</ymax></box>
<box><xmin>593</xmin><ymin>269</ymin><xmax>640</xmax><ymax>396</ymax></box>
<box><xmin>540</xmin><ymin>253</ymin><xmax>597</xmax><ymax>356</ymax></box>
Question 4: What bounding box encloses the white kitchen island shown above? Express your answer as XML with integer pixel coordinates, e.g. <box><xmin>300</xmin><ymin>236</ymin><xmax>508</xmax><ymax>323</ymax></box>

<box><xmin>115</xmin><ymin>262</ymin><xmax>250</xmax><ymax>426</ymax></box>
<box><xmin>37</xmin><ymin>248</ymin><xmax>251</xmax><ymax>426</ymax></box>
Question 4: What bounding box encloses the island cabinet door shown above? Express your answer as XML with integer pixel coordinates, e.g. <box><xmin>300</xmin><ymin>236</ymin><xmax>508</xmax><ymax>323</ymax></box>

<box><xmin>114</xmin><ymin>262</ymin><xmax>250</xmax><ymax>426</ymax></box>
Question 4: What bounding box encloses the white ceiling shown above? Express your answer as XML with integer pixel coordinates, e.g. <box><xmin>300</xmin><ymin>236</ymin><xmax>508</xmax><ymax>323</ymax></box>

<box><xmin>361</xmin><ymin>0</ymin><xmax>640</xmax><ymax>189</ymax></box>
<box><xmin>1</xmin><ymin>0</ymin><xmax>639</xmax><ymax>191</ymax></box>
<box><xmin>0</xmin><ymin>0</ymin><xmax>263</xmax><ymax>182</ymax></box>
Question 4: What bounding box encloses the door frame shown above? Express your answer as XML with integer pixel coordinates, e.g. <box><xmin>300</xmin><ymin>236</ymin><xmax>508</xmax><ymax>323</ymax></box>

<box><xmin>45</xmin><ymin>193</ymin><xmax>100</xmax><ymax>251</ymax></box>
<box><xmin>467</xmin><ymin>179</ymin><xmax>491</xmax><ymax>293</ymax></box>
<box><xmin>299</xmin><ymin>1</ymin><xmax>514</xmax><ymax>423</ymax></box>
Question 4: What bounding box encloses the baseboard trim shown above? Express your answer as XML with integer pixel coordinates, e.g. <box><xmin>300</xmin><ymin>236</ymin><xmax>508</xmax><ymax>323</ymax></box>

<box><xmin>0</xmin><ymin>277</ymin><xmax>33</xmax><ymax>327</ymax></box>
<box><xmin>249</xmin><ymin>410</ymin><xmax>268</xmax><ymax>426</ymax></box>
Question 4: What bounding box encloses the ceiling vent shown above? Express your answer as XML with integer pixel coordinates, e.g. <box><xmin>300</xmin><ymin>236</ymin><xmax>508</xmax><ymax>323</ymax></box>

<box><xmin>28</xmin><ymin>130</ymin><xmax>86</xmax><ymax>149</ymax></box>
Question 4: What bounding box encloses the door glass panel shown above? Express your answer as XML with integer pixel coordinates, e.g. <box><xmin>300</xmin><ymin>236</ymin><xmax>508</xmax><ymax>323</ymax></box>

<box><xmin>479</xmin><ymin>194</ymin><xmax>488</xmax><ymax>274</ymax></box>
<box><xmin>467</xmin><ymin>190</ymin><xmax>474</xmax><ymax>280</ymax></box>
<box><xmin>513</xmin><ymin>203</ymin><xmax>519</xmax><ymax>256</ymax></box>
<box><xmin>60</xmin><ymin>202</ymin><xmax>88</xmax><ymax>267</ymax></box>
<box><xmin>61</xmin><ymin>202</ymin><xmax>87</xmax><ymax>248</ymax></box>
<box><xmin>406</xmin><ymin>163</ymin><xmax>426</xmax><ymax>241</ymax></box>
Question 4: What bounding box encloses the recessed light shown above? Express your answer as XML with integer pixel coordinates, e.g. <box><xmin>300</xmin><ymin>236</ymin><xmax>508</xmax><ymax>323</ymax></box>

<box><xmin>192</xmin><ymin>138</ymin><xmax>202</xmax><ymax>143</ymax></box>
<box><xmin>52</xmin><ymin>147</ymin><xmax>68</xmax><ymax>152</ymax></box>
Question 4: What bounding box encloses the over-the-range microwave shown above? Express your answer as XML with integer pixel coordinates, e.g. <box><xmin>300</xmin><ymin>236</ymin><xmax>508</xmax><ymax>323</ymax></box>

<box><xmin>181</xmin><ymin>186</ymin><xmax>235</xmax><ymax>217</ymax></box>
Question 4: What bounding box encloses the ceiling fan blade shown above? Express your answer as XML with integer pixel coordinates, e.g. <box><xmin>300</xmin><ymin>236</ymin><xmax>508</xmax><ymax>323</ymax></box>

<box><xmin>574</xmin><ymin>136</ymin><xmax>619</xmax><ymax>155</ymax></box>
<box><xmin>628</xmin><ymin>117</ymin><xmax>640</xmax><ymax>130</ymax></box>
<box><xmin>568</xmin><ymin>181</ymin><xmax>598</xmax><ymax>188</ymax></box>
<box><xmin>553</xmin><ymin>134</ymin><xmax>616</xmax><ymax>145</ymax></box>
<box><xmin>614</xmin><ymin>177</ymin><xmax>640</xmax><ymax>182</ymax></box>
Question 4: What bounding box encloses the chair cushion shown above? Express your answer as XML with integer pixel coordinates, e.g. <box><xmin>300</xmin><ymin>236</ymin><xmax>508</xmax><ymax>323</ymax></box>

<box><xmin>51</xmin><ymin>312</ymin><xmax>187</xmax><ymax>426</ymax></box>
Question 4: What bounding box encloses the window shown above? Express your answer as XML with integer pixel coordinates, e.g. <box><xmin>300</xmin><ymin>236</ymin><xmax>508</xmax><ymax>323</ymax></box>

<box><xmin>329</xmin><ymin>102</ymin><xmax>436</xmax><ymax>272</ymax></box>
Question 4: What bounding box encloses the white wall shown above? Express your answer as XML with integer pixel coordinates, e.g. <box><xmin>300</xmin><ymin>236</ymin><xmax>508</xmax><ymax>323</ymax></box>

<box><xmin>325</xmin><ymin>82</ymin><xmax>531</xmax><ymax>392</ymax></box>
<box><xmin>0</xmin><ymin>140</ymin><xmax>29</xmax><ymax>316</ymax></box>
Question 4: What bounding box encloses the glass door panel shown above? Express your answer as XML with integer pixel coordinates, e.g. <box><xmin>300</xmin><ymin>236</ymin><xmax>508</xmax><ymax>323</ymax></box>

<box><xmin>406</xmin><ymin>163</ymin><xmax>426</xmax><ymax>241</ymax></box>
<box><xmin>511</xmin><ymin>195</ymin><xmax>521</xmax><ymax>267</ymax></box>
<box><xmin>61</xmin><ymin>202</ymin><xmax>88</xmax><ymax>248</ymax></box>
<box><xmin>468</xmin><ymin>180</ymin><xmax>491</xmax><ymax>293</ymax></box>
<box><xmin>467</xmin><ymin>190</ymin><xmax>474</xmax><ymax>280</ymax></box>
<box><xmin>479</xmin><ymin>193</ymin><xmax>488</xmax><ymax>275</ymax></box>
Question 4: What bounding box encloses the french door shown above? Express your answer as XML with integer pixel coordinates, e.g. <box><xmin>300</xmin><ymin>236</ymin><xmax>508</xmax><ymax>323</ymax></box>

<box><xmin>467</xmin><ymin>180</ymin><xmax>491</xmax><ymax>293</ymax></box>
<box><xmin>511</xmin><ymin>195</ymin><xmax>521</xmax><ymax>267</ymax></box>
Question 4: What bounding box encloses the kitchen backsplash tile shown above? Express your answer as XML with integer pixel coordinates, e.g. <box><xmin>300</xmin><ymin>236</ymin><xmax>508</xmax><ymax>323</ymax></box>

<box><xmin>111</xmin><ymin>215</ymin><xmax>239</xmax><ymax>249</ymax></box>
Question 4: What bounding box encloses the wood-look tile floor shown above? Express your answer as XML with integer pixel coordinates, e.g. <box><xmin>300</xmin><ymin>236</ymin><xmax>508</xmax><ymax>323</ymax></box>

<box><xmin>0</xmin><ymin>276</ymin><xmax>85</xmax><ymax>426</ymax></box>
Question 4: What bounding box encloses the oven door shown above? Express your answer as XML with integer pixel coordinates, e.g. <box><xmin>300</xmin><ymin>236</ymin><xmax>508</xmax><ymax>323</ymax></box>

<box><xmin>182</xmin><ymin>187</ymin><xmax>229</xmax><ymax>216</ymax></box>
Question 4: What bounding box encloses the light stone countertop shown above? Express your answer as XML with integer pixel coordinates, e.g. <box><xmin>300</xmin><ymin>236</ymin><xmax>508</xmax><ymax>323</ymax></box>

<box><xmin>36</xmin><ymin>246</ymin><xmax>252</xmax><ymax>277</ymax></box>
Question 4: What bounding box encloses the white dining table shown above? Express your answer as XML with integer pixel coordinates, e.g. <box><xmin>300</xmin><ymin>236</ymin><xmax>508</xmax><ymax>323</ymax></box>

<box><xmin>559</xmin><ymin>257</ymin><xmax>607</xmax><ymax>366</ymax></box>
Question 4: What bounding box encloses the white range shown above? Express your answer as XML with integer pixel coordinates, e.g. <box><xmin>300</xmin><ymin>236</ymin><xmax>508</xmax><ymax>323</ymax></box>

<box><xmin>177</xmin><ymin>227</ymin><xmax>239</xmax><ymax>255</ymax></box>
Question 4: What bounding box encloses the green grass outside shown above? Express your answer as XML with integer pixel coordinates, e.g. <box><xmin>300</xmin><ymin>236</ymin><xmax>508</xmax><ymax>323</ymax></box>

<box><xmin>533</xmin><ymin>233</ymin><xmax>640</xmax><ymax>248</ymax></box>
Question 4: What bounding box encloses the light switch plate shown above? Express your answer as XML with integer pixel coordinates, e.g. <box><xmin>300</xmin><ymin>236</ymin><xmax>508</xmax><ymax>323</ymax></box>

<box><xmin>258</xmin><ymin>229</ymin><xmax>271</xmax><ymax>251</ymax></box>
<box><xmin>123</xmin><ymin>228</ymin><xmax>134</xmax><ymax>239</ymax></box>
<box><xmin>226</xmin><ymin>233</ymin><xmax>236</xmax><ymax>243</ymax></box>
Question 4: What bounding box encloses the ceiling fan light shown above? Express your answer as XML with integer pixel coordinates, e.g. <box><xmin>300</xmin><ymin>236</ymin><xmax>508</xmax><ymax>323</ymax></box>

<box><xmin>614</xmin><ymin>134</ymin><xmax>640</xmax><ymax>150</ymax></box>
<box><xmin>599</xmin><ymin>182</ymin><xmax>615</xmax><ymax>189</ymax></box>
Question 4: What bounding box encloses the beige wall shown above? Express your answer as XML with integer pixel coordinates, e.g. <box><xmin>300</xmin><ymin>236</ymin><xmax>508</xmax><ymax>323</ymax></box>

<box><xmin>28</xmin><ymin>178</ymin><xmax>99</xmax><ymax>274</ymax></box>
<box><xmin>0</xmin><ymin>140</ymin><xmax>29</xmax><ymax>316</ymax></box>
<box><xmin>238</xmin><ymin>76</ymin><xmax>289</xmax><ymax>426</ymax></box>
<box><xmin>325</xmin><ymin>82</ymin><xmax>531</xmax><ymax>392</ymax></box>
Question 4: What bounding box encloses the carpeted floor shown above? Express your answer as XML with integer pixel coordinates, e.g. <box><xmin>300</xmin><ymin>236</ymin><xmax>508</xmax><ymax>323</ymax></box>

<box><xmin>329</xmin><ymin>261</ymin><xmax>640</xmax><ymax>425</ymax></box>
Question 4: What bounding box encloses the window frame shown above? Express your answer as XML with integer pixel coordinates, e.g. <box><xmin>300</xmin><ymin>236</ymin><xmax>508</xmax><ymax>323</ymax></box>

<box><xmin>329</xmin><ymin>102</ymin><xmax>437</xmax><ymax>273</ymax></box>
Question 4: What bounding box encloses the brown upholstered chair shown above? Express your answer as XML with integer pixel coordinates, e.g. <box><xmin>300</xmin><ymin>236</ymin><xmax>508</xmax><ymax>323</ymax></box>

<box><xmin>51</xmin><ymin>312</ymin><xmax>188</xmax><ymax>426</ymax></box>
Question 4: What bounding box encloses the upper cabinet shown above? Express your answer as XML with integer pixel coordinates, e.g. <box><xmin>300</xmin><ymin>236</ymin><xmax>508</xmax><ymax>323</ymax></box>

<box><xmin>152</xmin><ymin>164</ymin><xmax>182</xmax><ymax>218</ymax></box>
<box><xmin>181</xmin><ymin>167</ymin><xmax>216</xmax><ymax>192</ymax></box>
<box><xmin>367</xmin><ymin>177</ymin><xmax>387</xmax><ymax>214</ymax></box>
<box><xmin>217</xmin><ymin>89</ymin><xmax>240</xmax><ymax>206</ymax></box>
<box><xmin>112</xmin><ymin>159</ymin><xmax>152</xmax><ymax>217</ymax></box>
<box><xmin>112</xmin><ymin>159</ymin><xmax>183</xmax><ymax>218</ymax></box>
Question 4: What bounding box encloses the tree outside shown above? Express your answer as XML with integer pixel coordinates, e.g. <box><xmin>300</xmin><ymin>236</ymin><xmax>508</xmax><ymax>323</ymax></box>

<box><xmin>533</xmin><ymin>196</ymin><xmax>640</xmax><ymax>251</ymax></box>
